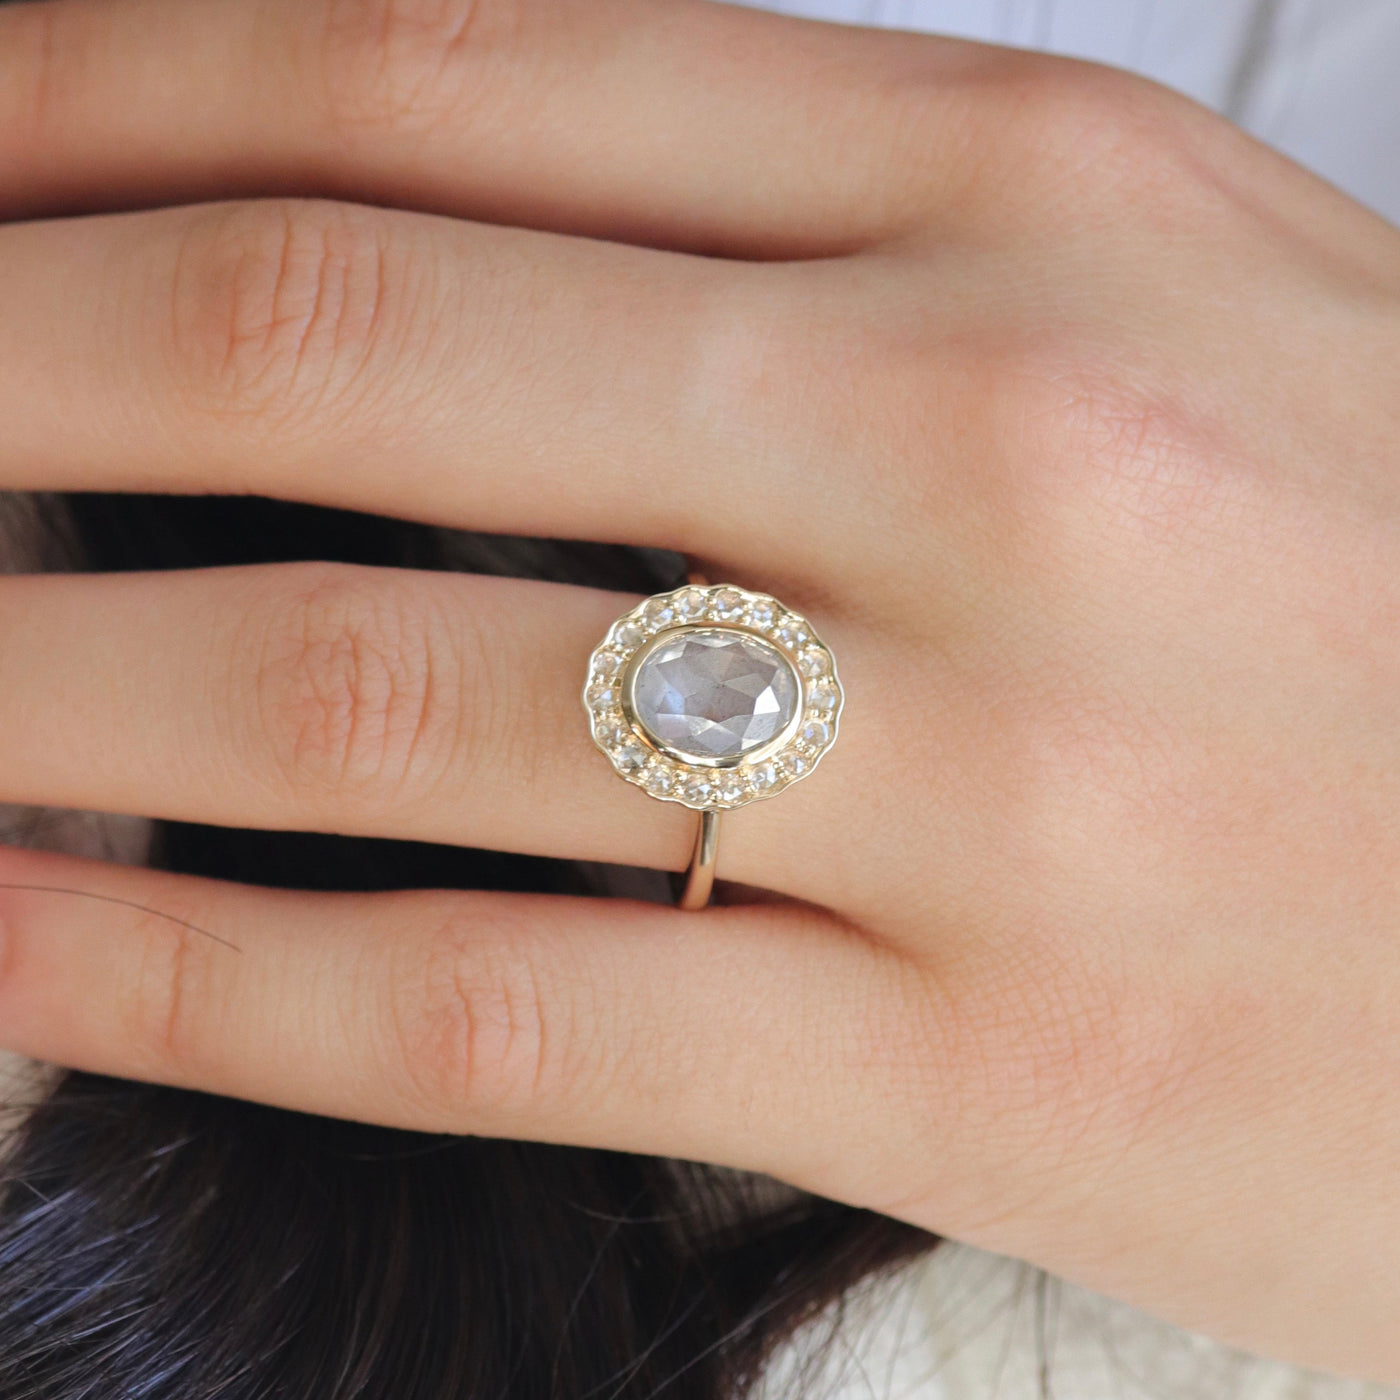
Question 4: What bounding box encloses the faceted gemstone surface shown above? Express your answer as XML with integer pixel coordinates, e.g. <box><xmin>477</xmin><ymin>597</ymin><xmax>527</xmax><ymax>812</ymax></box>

<box><xmin>631</xmin><ymin>629</ymin><xmax>799</xmax><ymax>761</ymax></box>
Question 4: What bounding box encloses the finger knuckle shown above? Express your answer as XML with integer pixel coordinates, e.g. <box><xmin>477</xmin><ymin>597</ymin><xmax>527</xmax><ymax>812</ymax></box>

<box><xmin>168</xmin><ymin>201</ymin><xmax>401</xmax><ymax>429</ymax></box>
<box><xmin>126</xmin><ymin>899</ymin><xmax>219</xmax><ymax>1081</ymax></box>
<box><xmin>1038</xmin><ymin>68</ymin><xmax>1198</xmax><ymax>194</ymax></box>
<box><xmin>5</xmin><ymin>3</ymin><xmax>64</xmax><ymax>158</ymax></box>
<box><xmin>950</xmin><ymin>59</ymin><xmax>1201</xmax><ymax>217</ymax></box>
<box><xmin>942</xmin><ymin>938</ymin><xmax>1198</xmax><ymax>1187</ymax></box>
<box><xmin>314</xmin><ymin>0</ymin><xmax>531</xmax><ymax>133</ymax></box>
<box><xmin>388</xmin><ymin>912</ymin><xmax>570</xmax><ymax>1122</ymax></box>
<box><xmin>245</xmin><ymin>566</ymin><xmax>461</xmax><ymax>811</ymax></box>
<box><xmin>998</xmin><ymin>333</ymin><xmax>1235</xmax><ymax>557</ymax></box>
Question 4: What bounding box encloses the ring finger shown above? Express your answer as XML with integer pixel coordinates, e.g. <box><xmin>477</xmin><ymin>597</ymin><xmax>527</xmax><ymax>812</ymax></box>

<box><xmin>0</xmin><ymin>562</ymin><xmax>860</xmax><ymax>897</ymax></box>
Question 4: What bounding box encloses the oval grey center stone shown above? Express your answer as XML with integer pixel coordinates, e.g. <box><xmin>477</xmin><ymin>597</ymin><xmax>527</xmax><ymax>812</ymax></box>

<box><xmin>630</xmin><ymin>629</ymin><xmax>799</xmax><ymax>762</ymax></box>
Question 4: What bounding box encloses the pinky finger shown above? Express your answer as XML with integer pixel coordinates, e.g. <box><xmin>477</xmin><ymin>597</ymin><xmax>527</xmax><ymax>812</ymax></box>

<box><xmin>0</xmin><ymin>847</ymin><xmax>893</xmax><ymax>1184</ymax></box>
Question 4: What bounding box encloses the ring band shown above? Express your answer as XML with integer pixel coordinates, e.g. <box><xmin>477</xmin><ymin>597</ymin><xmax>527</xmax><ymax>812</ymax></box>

<box><xmin>583</xmin><ymin>583</ymin><xmax>843</xmax><ymax>908</ymax></box>
<box><xmin>678</xmin><ymin>808</ymin><xmax>721</xmax><ymax>911</ymax></box>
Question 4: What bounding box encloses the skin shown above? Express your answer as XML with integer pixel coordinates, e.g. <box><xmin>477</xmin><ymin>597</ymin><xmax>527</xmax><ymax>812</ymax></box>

<box><xmin>0</xmin><ymin>0</ymin><xmax>1398</xmax><ymax>1380</ymax></box>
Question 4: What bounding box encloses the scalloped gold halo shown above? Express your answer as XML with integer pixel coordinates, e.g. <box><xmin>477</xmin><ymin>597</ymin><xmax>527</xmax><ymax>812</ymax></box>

<box><xmin>583</xmin><ymin>584</ymin><xmax>843</xmax><ymax>811</ymax></box>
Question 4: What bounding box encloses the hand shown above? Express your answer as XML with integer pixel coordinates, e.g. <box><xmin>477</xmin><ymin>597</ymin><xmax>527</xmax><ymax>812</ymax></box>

<box><xmin>2</xmin><ymin>0</ymin><xmax>1400</xmax><ymax>1380</ymax></box>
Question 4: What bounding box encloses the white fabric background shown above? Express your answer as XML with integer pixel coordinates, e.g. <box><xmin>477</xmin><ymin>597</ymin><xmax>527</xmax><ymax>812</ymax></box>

<box><xmin>730</xmin><ymin>1</ymin><xmax>1400</xmax><ymax>1396</ymax></box>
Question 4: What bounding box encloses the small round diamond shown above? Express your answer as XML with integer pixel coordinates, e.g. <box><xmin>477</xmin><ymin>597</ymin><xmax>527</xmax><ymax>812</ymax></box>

<box><xmin>798</xmin><ymin>646</ymin><xmax>830</xmax><ymax>678</ymax></box>
<box><xmin>614</xmin><ymin>737</ymin><xmax>650</xmax><ymax>771</ymax></box>
<box><xmin>709</xmin><ymin>588</ymin><xmax>745</xmax><ymax>621</ymax></box>
<box><xmin>645</xmin><ymin>597</ymin><xmax>677</xmax><ymax>630</ymax></box>
<box><xmin>587</xmin><ymin>683</ymin><xmax>620</xmax><ymax>713</ymax></box>
<box><xmin>613</xmin><ymin>620</ymin><xmax>646</xmax><ymax>649</ymax></box>
<box><xmin>774</xmin><ymin>619</ymin><xmax>809</xmax><ymax>651</ymax></box>
<box><xmin>747</xmin><ymin>759</ymin><xmax>783</xmax><ymax>793</ymax></box>
<box><xmin>799</xmin><ymin>719</ymin><xmax>831</xmax><ymax>751</ymax></box>
<box><xmin>642</xmin><ymin>762</ymin><xmax>676</xmax><ymax>796</ymax></box>
<box><xmin>683</xmin><ymin>773</ymin><xmax>715</xmax><ymax>806</ymax></box>
<box><xmin>592</xmin><ymin>651</ymin><xmax>624</xmax><ymax>679</ymax></box>
<box><xmin>781</xmin><ymin>750</ymin><xmax>811</xmax><ymax>780</ymax></box>
<box><xmin>595</xmin><ymin>719</ymin><xmax>629</xmax><ymax>748</ymax></box>
<box><xmin>713</xmin><ymin>772</ymin><xmax>748</xmax><ymax>806</ymax></box>
<box><xmin>747</xmin><ymin>598</ymin><xmax>777</xmax><ymax>630</ymax></box>
<box><xmin>674</xmin><ymin>588</ymin><xmax>707</xmax><ymax>620</ymax></box>
<box><xmin>808</xmin><ymin>682</ymin><xmax>838</xmax><ymax>714</ymax></box>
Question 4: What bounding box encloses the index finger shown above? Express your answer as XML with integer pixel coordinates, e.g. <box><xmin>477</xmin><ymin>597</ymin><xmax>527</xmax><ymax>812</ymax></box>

<box><xmin>0</xmin><ymin>0</ymin><xmax>980</xmax><ymax>255</ymax></box>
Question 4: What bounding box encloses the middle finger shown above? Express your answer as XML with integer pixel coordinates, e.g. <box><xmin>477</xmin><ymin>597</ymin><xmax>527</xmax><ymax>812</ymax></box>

<box><xmin>0</xmin><ymin>198</ymin><xmax>816</xmax><ymax>569</ymax></box>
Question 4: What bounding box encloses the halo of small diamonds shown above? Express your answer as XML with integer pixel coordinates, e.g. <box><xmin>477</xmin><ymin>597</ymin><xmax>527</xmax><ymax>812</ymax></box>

<box><xmin>584</xmin><ymin>584</ymin><xmax>843</xmax><ymax>811</ymax></box>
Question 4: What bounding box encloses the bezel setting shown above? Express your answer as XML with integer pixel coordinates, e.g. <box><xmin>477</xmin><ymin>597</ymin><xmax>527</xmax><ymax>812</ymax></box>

<box><xmin>583</xmin><ymin>585</ymin><xmax>843</xmax><ymax>811</ymax></box>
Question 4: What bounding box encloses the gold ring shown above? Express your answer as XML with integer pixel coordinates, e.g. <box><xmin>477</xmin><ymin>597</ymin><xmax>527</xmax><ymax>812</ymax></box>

<box><xmin>583</xmin><ymin>583</ymin><xmax>843</xmax><ymax>908</ymax></box>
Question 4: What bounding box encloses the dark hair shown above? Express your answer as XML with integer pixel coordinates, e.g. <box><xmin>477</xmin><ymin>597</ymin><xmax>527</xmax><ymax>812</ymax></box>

<box><xmin>0</xmin><ymin>494</ymin><xmax>934</xmax><ymax>1399</ymax></box>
